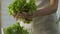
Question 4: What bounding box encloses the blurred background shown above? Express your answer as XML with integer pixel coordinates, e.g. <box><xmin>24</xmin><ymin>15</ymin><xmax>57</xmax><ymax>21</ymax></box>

<box><xmin>1</xmin><ymin>0</ymin><xmax>60</xmax><ymax>34</ymax></box>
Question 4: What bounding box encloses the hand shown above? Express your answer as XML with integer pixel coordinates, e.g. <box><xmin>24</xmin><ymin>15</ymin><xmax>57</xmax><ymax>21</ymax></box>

<box><xmin>12</xmin><ymin>12</ymin><xmax>32</xmax><ymax>20</ymax></box>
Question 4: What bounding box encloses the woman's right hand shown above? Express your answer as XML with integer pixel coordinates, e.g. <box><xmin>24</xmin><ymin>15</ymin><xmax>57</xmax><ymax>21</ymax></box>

<box><xmin>12</xmin><ymin>12</ymin><xmax>32</xmax><ymax>21</ymax></box>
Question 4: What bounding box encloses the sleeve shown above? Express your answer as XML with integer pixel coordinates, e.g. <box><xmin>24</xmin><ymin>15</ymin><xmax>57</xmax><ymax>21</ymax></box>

<box><xmin>36</xmin><ymin>0</ymin><xmax>50</xmax><ymax>10</ymax></box>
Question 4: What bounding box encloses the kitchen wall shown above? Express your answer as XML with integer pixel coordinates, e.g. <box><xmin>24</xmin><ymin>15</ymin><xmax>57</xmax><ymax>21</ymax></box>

<box><xmin>1</xmin><ymin>0</ymin><xmax>16</xmax><ymax>28</ymax></box>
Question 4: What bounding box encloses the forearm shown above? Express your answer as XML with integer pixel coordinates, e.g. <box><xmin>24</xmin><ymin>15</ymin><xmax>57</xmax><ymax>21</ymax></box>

<box><xmin>33</xmin><ymin>0</ymin><xmax>58</xmax><ymax>17</ymax></box>
<box><xmin>34</xmin><ymin>8</ymin><xmax>57</xmax><ymax>16</ymax></box>
<box><xmin>45</xmin><ymin>0</ymin><xmax>58</xmax><ymax>10</ymax></box>
<box><xmin>41</xmin><ymin>0</ymin><xmax>58</xmax><ymax>13</ymax></box>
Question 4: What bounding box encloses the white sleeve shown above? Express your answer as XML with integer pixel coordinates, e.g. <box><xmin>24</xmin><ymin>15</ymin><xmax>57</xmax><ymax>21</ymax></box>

<box><xmin>36</xmin><ymin>0</ymin><xmax>50</xmax><ymax>10</ymax></box>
